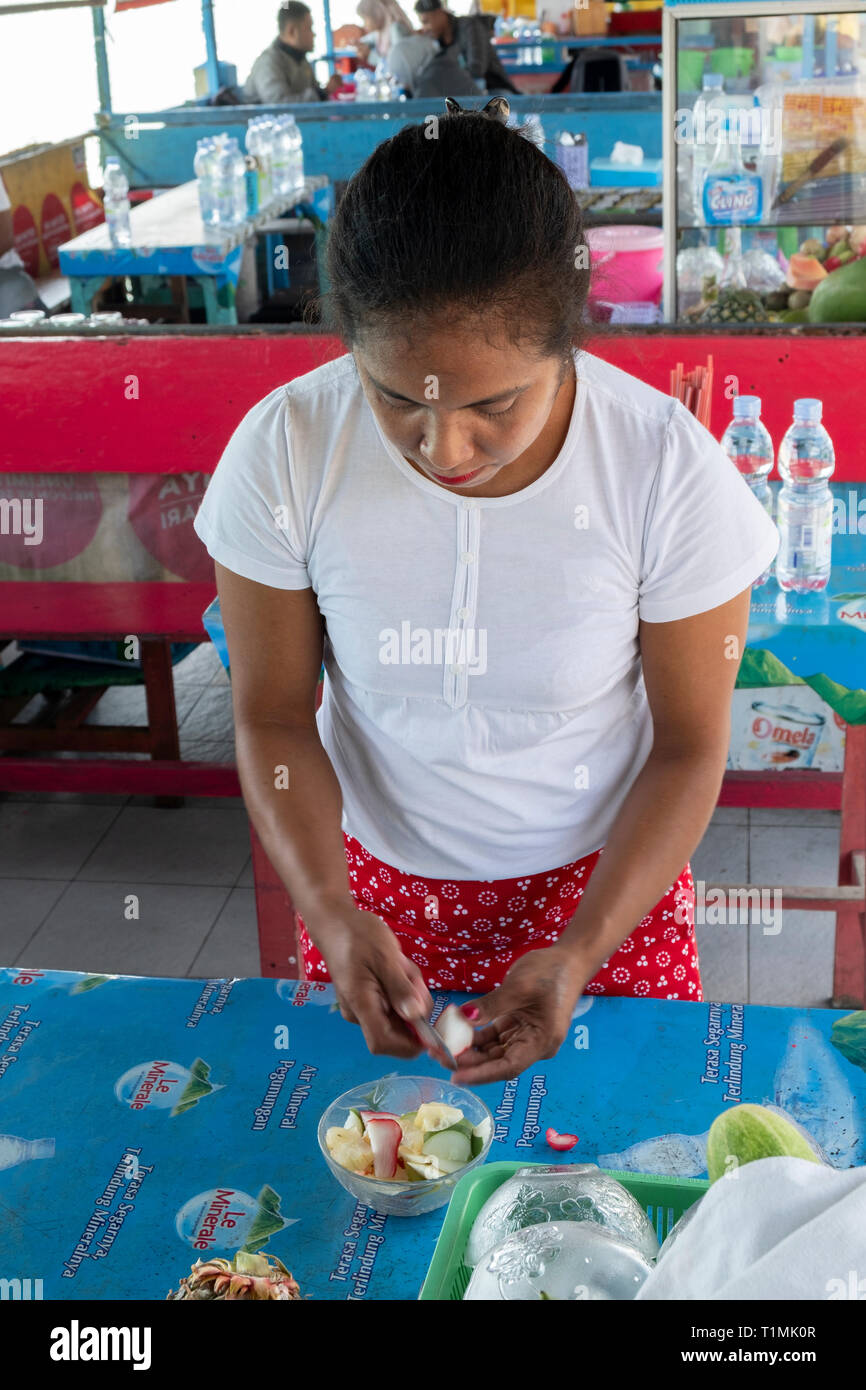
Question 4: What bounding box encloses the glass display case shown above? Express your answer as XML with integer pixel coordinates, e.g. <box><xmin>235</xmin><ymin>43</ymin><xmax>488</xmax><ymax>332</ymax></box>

<box><xmin>663</xmin><ymin>1</ymin><xmax>866</xmax><ymax>323</ymax></box>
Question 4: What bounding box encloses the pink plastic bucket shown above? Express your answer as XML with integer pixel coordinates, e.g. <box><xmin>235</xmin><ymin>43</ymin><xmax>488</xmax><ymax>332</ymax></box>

<box><xmin>586</xmin><ymin>225</ymin><xmax>665</xmax><ymax>305</ymax></box>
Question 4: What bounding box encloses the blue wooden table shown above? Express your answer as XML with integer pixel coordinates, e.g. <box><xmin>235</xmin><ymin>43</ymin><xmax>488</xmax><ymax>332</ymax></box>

<box><xmin>57</xmin><ymin>177</ymin><xmax>333</xmax><ymax>325</ymax></box>
<box><xmin>0</xmin><ymin>968</ymin><xmax>862</xmax><ymax>1300</ymax></box>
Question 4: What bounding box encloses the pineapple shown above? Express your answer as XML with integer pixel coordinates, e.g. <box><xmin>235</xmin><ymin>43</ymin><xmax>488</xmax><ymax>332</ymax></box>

<box><xmin>326</xmin><ymin>1125</ymin><xmax>374</xmax><ymax>1174</ymax></box>
<box><xmin>414</xmin><ymin>1102</ymin><xmax>463</xmax><ymax>1134</ymax></box>
<box><xmin>699</xmin><ymin>287</ymin><xmax>769</xmax><ymax>324</ymax></box>
<box><xmin>166</xmin><ymin>1250</ymin><xmax>302</xmax><ymax>1300</ymax></box>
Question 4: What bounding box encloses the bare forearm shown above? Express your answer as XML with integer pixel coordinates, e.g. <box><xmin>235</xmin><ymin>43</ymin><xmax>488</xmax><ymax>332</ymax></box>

<box><xmin>235</xmin><ymin>720</ymin><xmax>354</xmax><ymax>929</ymax></box>
<box><xmin>559</xmin><ymin>747</ymin><xmax>728</xmax><ymax>975</ymax></box>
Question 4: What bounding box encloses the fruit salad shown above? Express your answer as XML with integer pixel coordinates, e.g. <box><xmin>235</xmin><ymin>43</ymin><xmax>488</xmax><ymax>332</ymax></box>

<box><xmin>326</xmin><ymin>1102</ymin><xmax>492</xmax><ymax>1183</ymax></box>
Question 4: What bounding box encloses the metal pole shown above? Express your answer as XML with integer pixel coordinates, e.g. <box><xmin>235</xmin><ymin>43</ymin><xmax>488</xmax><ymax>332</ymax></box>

<box><xmin>201</xmin><ymin>0</ymin><xmax>221</xmax><ymax>98</ymax></box>
<box><xmin>92</xmin><ymin>3</ymin><xmax>112</xmax><ymax>117</ymax></box>
<box><xmin>322</xmin><ymin>0</ymin><xmax>334</xmax><ymax>78</ymax></box>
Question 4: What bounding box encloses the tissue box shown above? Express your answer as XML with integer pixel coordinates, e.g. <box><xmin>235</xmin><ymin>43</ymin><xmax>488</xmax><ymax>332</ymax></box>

<box><xmin>572</xmin><ymin>0</ymin><xmax>607</xmax><ymax>37</ymax></box>
<box><xmin>590</xmin><ymin>157</ymin><xmax>664</xmax><ymax>187</ymax></box>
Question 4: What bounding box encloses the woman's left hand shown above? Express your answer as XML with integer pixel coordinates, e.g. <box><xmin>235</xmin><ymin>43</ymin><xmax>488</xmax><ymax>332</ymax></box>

<box><xmin>451</xmin><ymin>944</ymin><xmax>589</xmax><ymax>1086</ymax></box>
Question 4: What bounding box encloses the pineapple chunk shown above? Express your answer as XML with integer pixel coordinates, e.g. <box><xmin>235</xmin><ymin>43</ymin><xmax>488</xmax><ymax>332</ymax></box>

<box><xmin>398</xmin><ymin>1120</ymin><xmax>425</xmax><ymax>1155</ymax></box>
<box><xmin>415</xmin><ymin>1102</ymin><xmax>463</xmax><ymax>1134</ymax></box>
<box><xmin>326</xmin><ymin>1126</ymin><xmax>374</xmax><ymax>1175</ymax></box>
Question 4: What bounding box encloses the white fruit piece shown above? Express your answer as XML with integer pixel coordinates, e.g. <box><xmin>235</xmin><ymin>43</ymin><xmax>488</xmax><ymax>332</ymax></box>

<box><xmin>326</xmin><ymin>1127</ymin><xmax>374</xmax><ymax>1175</ymax></box>
<box><xmin>434</xmin><ymin>1004</ymin><xmax>475</xmax><ymax>1058</ymax></box>
<box><xmin>415</xmin><ymin>1101</ymin><xmax>464</xmax><ymax>1134</ymax></box>
<box><xmin>473</xmin><ymin>1117</ymin><xmax>493</xmax><ymax>1146</ymax></box>
<box><xmin>398</xmin><ymin>1120</ymin><xmax>425</xmax><ymax>1155</ymax></box>
<box><xmin>345</xmin><ymin>1109</ymin><xmax>364</xmax><ymax>1134</ymax></box>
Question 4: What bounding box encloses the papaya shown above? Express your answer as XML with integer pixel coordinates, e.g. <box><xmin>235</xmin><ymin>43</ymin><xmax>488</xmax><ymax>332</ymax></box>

<box><xmin>706</xmin><ymin>1103</ymin><xmax>822</xmax><ymax>1183</ymax></box>
<box><xmin>786</xmin><ymin>253</ymin><xmax>828</xmax><ymax>292</ymax></box>
<box><xmin>808</xmin><ymin>253</ymin><xmax>866</xmax><ymax>322</ymax></box>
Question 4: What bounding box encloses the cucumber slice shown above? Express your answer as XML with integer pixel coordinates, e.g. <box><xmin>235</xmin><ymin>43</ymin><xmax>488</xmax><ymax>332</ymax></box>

<box><xmin>422</xmin><ymin>1128</ymin><xmax>472</xmax><ymax>1164</ymax></box>
<box><xmin>406</xmin><ymin>1158</ymin><xmax>442</xmax><ymax>1181</ymax></box>
<box><xmin>430</xmin><ymin>1155</ymin><xmax>466</xmax><ymax>1174</ymax></box>
<box><xmin>399</xmin><ymin>1110</ymin><xmax>418</xmax><ymax>1127</ymax></box>
<box><xmin>405</xmin><ymin>1162</ymin><xmax>427</xmax><ymax>1182</ymax></box>
<box><xmin>470</xmin><ymin>1134</ymin><xmax>484</xmax><ymax>1158</ymax></box>
<box><xmin>345</xmin><ymin>1109</ymin><xmax>364</xmax><ymax>1133</ymax></box>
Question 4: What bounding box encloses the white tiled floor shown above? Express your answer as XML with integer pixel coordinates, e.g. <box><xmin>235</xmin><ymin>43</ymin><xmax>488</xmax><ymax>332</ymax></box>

<box><xmin>0</xmin><ymin>645</ymin><xmax>846</xmax><ymax>1005</ymax></box>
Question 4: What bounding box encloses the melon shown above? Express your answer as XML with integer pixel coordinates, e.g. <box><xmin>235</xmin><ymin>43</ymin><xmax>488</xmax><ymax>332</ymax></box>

<box><xmin>786</xmin><ymin>254</ymin><xmax>828</xmax><ymax>292</ymax></box>
<box><xmin>808</xmin><ymin>254</ymin><xmax>866</xmax><ymax>322</ymax></box>
<box><xmin>706</xmin><ymin>1103</ymin><xmax>822</xmax><ymax>1183</ymax></box>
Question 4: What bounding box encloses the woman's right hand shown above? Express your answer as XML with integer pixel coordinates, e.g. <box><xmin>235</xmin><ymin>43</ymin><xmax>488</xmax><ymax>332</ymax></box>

<box><xmin>309</xmin><ymin>906</ymin><xmax>434</xmax><ymax>1059</ymax></box>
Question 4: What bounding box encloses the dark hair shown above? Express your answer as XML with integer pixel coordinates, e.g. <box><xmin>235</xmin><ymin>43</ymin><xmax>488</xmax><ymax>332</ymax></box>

<box><xmin>323</xmin><ymin>111</ymin><xmax>590</xmax><ymax>360</ymax></box>
<box><xmin>414</xmin><ymin>0</ymin><xmax>443</xmax><ymax>11</ymax></box>
<box><xmin>278</xmin><ymin>2</ymin><xmax>310</xmax><ymax>30</ymax></box>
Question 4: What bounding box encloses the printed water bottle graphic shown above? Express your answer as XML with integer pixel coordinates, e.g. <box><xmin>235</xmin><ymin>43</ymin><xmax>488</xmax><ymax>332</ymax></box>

<box><xmin>776</xmin><ymin>399</ymin><xmax>835</xmax><ymax>592</ymax></box>
<box><xmin>597</xmin><ymin>1129</ymin><xmax>710</xmax><ymax>1178</ymax></box>
<box><xmin>0</xmin><ymin>1134</ymin><xmax>55</xmax><ymax>1171</ymax></box>
<box><xmin>773</xmin><ymin>1021</ymin><xmax>860</xmax><ymax>1167</ymax></box>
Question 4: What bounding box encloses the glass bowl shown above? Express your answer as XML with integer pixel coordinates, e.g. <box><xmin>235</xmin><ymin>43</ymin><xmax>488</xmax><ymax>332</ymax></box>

<box><xmin>317</xmin><ymin>1075</ymin><xmax>494</xmax><ymax>1217</ymax></box>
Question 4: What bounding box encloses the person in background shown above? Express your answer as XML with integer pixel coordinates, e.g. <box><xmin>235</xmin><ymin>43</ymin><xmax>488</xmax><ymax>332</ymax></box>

<box><xmin>386</xmin><ymin>30</ymin><xmax>482</xmax><ymax>97</ymax></box>
<box><xmin>244</xmin><ymin>3</ymin><xmax>342</xmax><ymax>104</ymax></box>
<box><xmin>355</xmin><ymin>0</ymin><xmax>414</xmax><ymax>68</ymax></box>
<box><xmin>0</xmin><ymin>171</ymin><xmax>44</xmax><ymax>317</ymax></box>
<box><xmin>413</xmin><ymin>0</ymin><xmax>519</xmax><ymax>93</ymax></box>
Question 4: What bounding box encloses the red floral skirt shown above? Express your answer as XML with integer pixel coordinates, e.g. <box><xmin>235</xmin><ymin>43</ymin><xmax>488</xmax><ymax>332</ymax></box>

<box><xmin>296</xmin><ymin>833</ymin><xmax>702</xmax><ymax>1001</ymax></box>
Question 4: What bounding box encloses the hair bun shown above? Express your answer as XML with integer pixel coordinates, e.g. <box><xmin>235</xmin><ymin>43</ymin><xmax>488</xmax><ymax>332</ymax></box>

<box><xmin>444</xmin><ymin>96</ymin><xmax>510</xmax><ymax>124</ymax></box>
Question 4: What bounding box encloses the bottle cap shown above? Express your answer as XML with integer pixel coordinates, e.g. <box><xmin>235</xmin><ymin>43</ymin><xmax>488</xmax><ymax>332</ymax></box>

<box><xmin>733</xmin><ymin>395</ymin><xmax>761</xmax><ymax>418</ymax></box>
<box><xmin>793</xmin><ymin>398</ymin><xmax>822</xmax><ymax>422</ymax></box>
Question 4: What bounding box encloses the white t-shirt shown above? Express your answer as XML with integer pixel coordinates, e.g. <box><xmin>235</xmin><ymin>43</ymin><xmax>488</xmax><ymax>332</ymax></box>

<box><xmin>194</xmin><ymin>349</ymin><xmax>779</xmax><ymax>879</ymax></box>
<box><xmin>0</xmin><ymin>174</ymin><xmax>25</xmax><ymax>271</ymax></box>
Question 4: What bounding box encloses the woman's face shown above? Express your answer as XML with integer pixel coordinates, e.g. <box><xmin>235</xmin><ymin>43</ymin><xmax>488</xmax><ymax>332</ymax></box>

<box><xmin>355</xmin><ymin>320</ymin><xmax>573</xmax><ymax>493</ymax></box>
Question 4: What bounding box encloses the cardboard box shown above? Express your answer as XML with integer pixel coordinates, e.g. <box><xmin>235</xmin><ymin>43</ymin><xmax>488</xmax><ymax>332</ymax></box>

<box><xmin>572</xmin><ymin>0</ymin><xmax>607</xmax><ymax>37</ymax></box>
<box><xmin>0</xmin><ymin>138</ymin><xmax>103</xmax><ymax>277</ymax></box>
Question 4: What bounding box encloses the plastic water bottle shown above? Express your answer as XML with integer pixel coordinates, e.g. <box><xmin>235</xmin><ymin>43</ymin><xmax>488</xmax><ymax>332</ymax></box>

<box><xmin>257</xmin><ymin>117</ymin><xmax>275</xmax><ymax>207</ymax></box>
<box><xmin>720</xmin><ymin>395</ymin><xmax>775</xmax><ymax>588</ymax></box>
<box><xmin>194</xmin><ymin>137</ymin><xmax>217</xmax><ymax>225</ymax></box>
<box><xmin>103</xmin><ymin>159</ymin><xmax>132</xmax><ymax>247</ymax></box>
<box><xmin>701</xmin><ymin>106</ymin><xmax>763</xmax><ymax>225</ymax></box>
<box><xmin>285</xmin><ymin>114</ymin><xmax>304</xmax><ymax>194</ymax></box>
<box><xmin>270</xmin><ymin>117</ymin><xmax>291</xmax><ymax>198</ymax></box>
<box><xmin>776</xmin><ymin>399</ymin><xmax>835</xmax><ymax>593</ymax></box>
<box><xmin>214</xmin><ymin>138</ymin><xmax>243</xmax><ymax>227</ymax></box>
<box><xmin>687</xmin><ymin>73</ymin><xmax>724</xmax><ymax>222</ymax></box>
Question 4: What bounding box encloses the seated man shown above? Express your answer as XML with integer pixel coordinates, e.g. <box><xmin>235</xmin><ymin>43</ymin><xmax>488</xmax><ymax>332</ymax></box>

<box><xmin>413</xmin><ymin>0</ymin><xmax>519</xmax><ymax>93</ymax></box>
<box><xmin>244</xmin><ymin>3</ymin><xmax>342</xmax><ymax>104</ymax></box>
<box><xmin>386</xmin><ymin>32</ymin><xmax>479</xmax><ymax>98</ymax></box>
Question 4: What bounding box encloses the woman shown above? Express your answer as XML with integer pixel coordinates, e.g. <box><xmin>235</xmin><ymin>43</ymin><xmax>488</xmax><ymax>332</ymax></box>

<box><xmin>194</xmin><ymin>101</ymin><xmax>779</xmax><ymax>1087</ymax></box>
<box><xmin>355</xmin><ymin>0</ymin><xmax>414</xmax><ymax>66</ymax></box>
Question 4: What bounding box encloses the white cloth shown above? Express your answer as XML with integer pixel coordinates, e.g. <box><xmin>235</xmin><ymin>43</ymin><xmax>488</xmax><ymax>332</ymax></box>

<box><xmin>193</xmin><ymin>349</ymin><xmax>779</xmax><ymax>879</ymax></box>
<box><xmin>0</xmin><ymin>173</ymin><xmax>25</xmax><ymax>271</ymax></box>
<box><xmin>637</xmin><ymin>1156</ymin><xmax>866</xmax><ymax>1300</ymax></box>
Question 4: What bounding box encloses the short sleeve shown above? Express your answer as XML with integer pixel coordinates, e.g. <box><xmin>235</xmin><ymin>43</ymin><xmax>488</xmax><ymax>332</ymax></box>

<box><xmin>0</xmin><ymin>176</ymin><xmax>10</xmax><ymax>213</ymax></box>
<box><xmin>638</xmin><ymin>402</ymin><xmax>780</xmax><ymax>623</ymax></box>
<box><xmin>193</xmin><ymin>385</ymin><xmax>312</xmax><ymax>591</ymax></box>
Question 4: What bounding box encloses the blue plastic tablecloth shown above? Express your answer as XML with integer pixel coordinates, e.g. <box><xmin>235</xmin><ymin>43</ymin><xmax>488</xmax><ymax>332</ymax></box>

<box><xmin>0</xmin><ymin>969</ymin><xmax>863</xmax><ymax>1300</ymax></box>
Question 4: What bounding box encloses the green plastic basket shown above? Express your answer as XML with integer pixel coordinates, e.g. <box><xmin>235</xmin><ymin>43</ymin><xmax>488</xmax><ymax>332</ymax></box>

<box><xmin>419</xmin><ymin>1161</ymin><xmax>710</xmax><ymax>1300</ymax></box>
